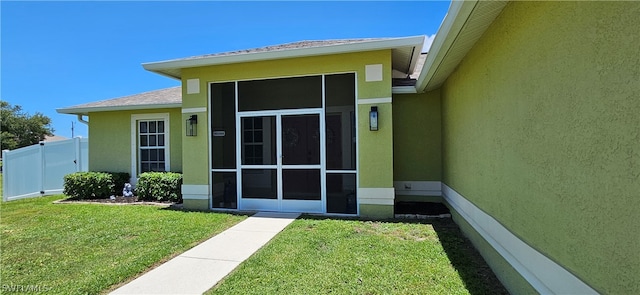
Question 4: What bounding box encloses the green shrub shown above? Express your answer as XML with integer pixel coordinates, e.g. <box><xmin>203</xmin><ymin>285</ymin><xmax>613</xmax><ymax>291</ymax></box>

<box><xmin>104</xmin><ymin>172</ymin><xmax>130</xmax><ymax>195</ymax></box>
<box><xmin>135</xmin><ymin>172</ymin><xmax>183</xmax><ymax>202</ymax></box>
<box><xmin>63</xmin><ymin>172</ymin><xmax>114</xmax><ymax>200</ymax></box>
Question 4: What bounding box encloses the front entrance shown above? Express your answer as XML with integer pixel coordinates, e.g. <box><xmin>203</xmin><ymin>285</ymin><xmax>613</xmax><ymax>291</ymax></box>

<box><xmin>210</xmin><ymin>73</ymin><xmax>357</xmax><ymax>214</ymax></box>
<box><xmin>239</xmin><ymin>111</ymin><xmax>323</xmax><ymax>212</ymax></box>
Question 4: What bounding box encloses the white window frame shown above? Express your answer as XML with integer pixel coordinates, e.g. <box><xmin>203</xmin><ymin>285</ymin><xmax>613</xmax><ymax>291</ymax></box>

<box><xmin>131</xmin><ymin>113</ymin><xmax>170</xmax><ymax>184</ymax></box>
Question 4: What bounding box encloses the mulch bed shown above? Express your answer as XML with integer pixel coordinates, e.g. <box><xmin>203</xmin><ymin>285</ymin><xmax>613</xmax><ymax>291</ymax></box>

<box><xmin>54</xmin><ymin>196</ymin><xmax>178</xmax><ymax>207</ymax></box>
<box><xmin>395</xmin><ymin>201</ymin><xmax>451</xmax><ymax>215</ymax></box>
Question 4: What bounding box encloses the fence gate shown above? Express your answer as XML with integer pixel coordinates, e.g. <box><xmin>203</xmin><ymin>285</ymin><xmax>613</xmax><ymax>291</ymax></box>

<box><xmin>2</xmin><ymin>137</ymin><xmax>88</xmax><ymax>201</ymax></box>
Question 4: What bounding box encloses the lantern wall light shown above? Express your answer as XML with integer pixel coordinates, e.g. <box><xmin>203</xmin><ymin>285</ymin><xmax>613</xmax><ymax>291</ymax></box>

<box><xmin>186</xmin><ymin>115</ymin><xmax>197</xmax><ymax>136</ymax></box>
<box><xmin>369</xmin><ymin>106</ymin><xmax>378</xmax><ymax>131</ymax></box>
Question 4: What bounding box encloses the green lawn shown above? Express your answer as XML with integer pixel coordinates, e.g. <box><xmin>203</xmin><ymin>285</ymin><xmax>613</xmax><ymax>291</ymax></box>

<box><xmin>208</xmin><ymin>216</ymin><xmax>507</xmax><ymax>295</ymax></box>
<box><xmin>0</xmin><ymin>195</ymin><xmax>247</xmax><ymax>294</ymax></box>
<box><xmin>1</xmin><ymin>191</ymin><xmax>507</xmax><ymax>294</ymax></box>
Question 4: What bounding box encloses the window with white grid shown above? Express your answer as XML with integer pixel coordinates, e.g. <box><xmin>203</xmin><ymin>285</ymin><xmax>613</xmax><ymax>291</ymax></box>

<box><xmin>139</xmin><ymin>120</ymin><xmax>166</xmax><ymax>173</ymax></box>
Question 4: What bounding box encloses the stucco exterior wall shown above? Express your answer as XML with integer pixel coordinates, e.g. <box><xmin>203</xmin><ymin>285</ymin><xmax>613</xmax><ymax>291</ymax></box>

<box><xmin>440</xmin><ymin>2</ymin><xmax>639</xmax><ymax>294</ymax></box>
<box><xmin>181</xmin><ymin>50</ymin><xmax>395</xmax><ymax>216</ymax></box>
<box><xmin>393</xmin><ymin>89</ymin><xmax>442</xmax><ymax>182</ymax></box>
<box><xmin>88</xmin><ymin>108</ymin><xmax>183</xmax><ymax>176</ymax></box>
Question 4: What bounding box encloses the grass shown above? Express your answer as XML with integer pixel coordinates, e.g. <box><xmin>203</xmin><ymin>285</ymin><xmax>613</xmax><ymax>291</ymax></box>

<box><xmin>0</xmin><ymin>195</ymin><xmax>247</xmax><ymax>294</ymax></box>
<box><xmin>207</xmin><ymin>216</ymin><xmax>507</xmax><ymax>295</ymax></box>
<box><xmin>1</xmin><ymin>181</ymin><xmax>507</xmax><ymax>294</ymax></box>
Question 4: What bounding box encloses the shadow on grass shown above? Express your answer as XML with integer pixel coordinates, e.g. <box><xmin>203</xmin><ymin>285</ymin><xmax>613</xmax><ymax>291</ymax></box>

<box><xmin>160</xmin><ymin>205</ymin><xmax>507</xmax><ymax>294</ymax></box>
<box><xmin>159</xmin><ymin>205</ymin><xmax>256</xmax><ymax>218</ymax></box>
<box><xmin>430</xmin><ymin>219</ymin><xmax>509</xmax><ymax>295</ymax></box>
<box><xmin>298</xmin><ymin>214</ymin><xmax>508</xmax><ymax>295</ymax></box>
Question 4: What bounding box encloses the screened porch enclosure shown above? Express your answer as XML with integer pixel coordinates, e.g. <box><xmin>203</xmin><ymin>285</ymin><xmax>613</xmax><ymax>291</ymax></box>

<box><xmin>210</xmin><ymin>73</ymin><xmax>357</xmax><ymax>214</ymax></box>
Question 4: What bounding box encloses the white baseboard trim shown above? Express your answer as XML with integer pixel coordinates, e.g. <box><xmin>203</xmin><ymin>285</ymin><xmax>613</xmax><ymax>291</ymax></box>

<box><xmin>181</xmin><ymin>185</ymin><xmax>209</xmax><ymax>200</ymax></box>
<box><xmin>394</xmin><ymin>181</ymin><xmax>442</xmax><ymax>196</ymax></box>
<box><xmin>442</xmin><ymin>184</ymin><xmax>597</xmax><ymax>294</ymax></box>
<box><xmin>358</xmin><ymin>187</ymin><xmax>394</xmax><ymax>205</ymax></box>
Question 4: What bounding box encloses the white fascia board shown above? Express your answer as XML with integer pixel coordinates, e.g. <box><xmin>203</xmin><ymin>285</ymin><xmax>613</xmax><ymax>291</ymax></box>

<box><xmin>143</xmin><ymin>36</ymin><xmax>426</xmax><ymax>78</ymax></box>
<box><xmin>415</xmin><ymin>0</ymin><xmax>478</xmax><ymax>93</ymax></box>
<box><xmin>392</xmin><ymin>86</ymin><xmax>418</xmax><ymax>94</ymax></box>
<box><xmin>56</xmin><ymin>103</ymin><xmax>182</xmax><ymax>115</ymax></box>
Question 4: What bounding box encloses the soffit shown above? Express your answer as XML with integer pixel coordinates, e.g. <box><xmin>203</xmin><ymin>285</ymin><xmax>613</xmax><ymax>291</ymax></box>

<box><xmin>416</xmin><ymin>1</ymin><xmax>508</xmax><ymax>92</ymax></box>
<box><xmin>391</xmin><ymin>46</ymin><xmax>419</xmax><ymax>75</ymax></box>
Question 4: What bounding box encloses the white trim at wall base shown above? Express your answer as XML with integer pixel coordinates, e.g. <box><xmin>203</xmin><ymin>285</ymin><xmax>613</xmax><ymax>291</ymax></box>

<box><xmin>441</xmin><ymin>184</ymin><xmax>597</xmax><ymax>294</ymax></box>
<box><xmin>181</xmin><ymin>185</ymin><xmax>209</xmax><ymax>200</ymax></box>
<box><xmin>357</xmin><ymin>97</ymin><xmax>392</xmax><ymax>105</ymax></box>
<box><xmin>394</xmin><ymin>181</ymin><xmax>442</xmax><ymax>196</ymax></box>
<box><xmin>358</xmin><ymin>187</ymin><xmax>394</xmax><ymax>205</ymax></box>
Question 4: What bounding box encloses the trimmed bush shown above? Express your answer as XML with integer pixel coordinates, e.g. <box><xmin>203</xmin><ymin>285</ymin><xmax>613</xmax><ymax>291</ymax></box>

<box><xmin>63</xmin><ymin>172</ymin><xmax>114</xmax><ymax>200</ymax></box>
<box><xmin>135</xmin><ymin>172</ymin><xmax>183</xmax><ymax>202</ymax></box>
<box><xmin>105</xmin><ymin>172</ymin><xmax>130</xmax><ymax>196</ymax></box>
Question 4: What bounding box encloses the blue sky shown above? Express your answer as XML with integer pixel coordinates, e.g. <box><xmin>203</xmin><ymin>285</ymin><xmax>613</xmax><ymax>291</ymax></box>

<box><xmin>1</xmin><ymin>1</ymin><xmax>450</xmax><ymax>139</ymax></box>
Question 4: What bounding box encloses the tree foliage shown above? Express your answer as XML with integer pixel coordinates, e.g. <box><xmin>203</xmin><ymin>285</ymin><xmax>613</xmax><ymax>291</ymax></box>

<box><xmin>1</xmin><ymin>101</ymin><xmax>54</xmax><ymax>150</ymax></box>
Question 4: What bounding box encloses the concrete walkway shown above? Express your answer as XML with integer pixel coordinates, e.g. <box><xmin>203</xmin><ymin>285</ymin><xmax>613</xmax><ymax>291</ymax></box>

<box><xmin>111</xmin><ymin>212</ymin><xmax>300</xmax><ymax>295</ymax></box>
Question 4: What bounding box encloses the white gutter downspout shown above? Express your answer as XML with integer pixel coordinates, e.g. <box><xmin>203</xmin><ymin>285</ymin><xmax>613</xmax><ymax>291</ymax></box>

<box><xmin>77</xmin><ymin>114</ymin><xmax>89</xmax><ymax>125</ymax></box>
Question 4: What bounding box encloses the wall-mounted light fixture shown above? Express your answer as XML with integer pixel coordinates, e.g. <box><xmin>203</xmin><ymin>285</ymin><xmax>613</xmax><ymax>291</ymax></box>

<box><xmin>186</xmin><ymin>115</ymin><xmax>198</xmax><ymax>136</ymax></box>
<box><xmin>369</xmin><ymin>106</ymin><xmax>378</xmax><ymax>131</ymax></box>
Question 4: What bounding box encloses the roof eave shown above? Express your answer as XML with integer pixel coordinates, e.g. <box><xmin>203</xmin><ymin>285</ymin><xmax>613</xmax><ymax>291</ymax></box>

<box><xmin>143</xmin><ymin>36</ymin><xmax>426</xmax><ymax>79</ymax></box>
<box><xmin>405</xmin><ymin>39</ymin><xmax>425</xmax><ymax>74</ymax></box>
<box><xmin>415</xmin><ymin>0</ymin><xmax>508</xmax><ymax>93</ymax></box>
<box><xmin>56</xmin><ymin>103</ymin><xmax>182</xmax><ymax>116</ymax></box>
<box><xmin>415</xmin><ymin>0</ymin><xmax>477</xmax><ymax>93</ymax></box>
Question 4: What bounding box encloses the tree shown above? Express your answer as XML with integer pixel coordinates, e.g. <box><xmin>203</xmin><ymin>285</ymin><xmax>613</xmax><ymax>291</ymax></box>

<box><xmin>1</xmin><ymin>101</ymin><xmax>54</xmax><ymax>150</ymax></box>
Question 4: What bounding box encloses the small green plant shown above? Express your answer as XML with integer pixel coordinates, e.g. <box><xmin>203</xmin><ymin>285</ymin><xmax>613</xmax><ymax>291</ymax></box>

<box><xmin>63</xmin><ymin>172</ymin><xmax>114</xmax><ymax>200</ymax></box>
<box><xmin>135</xmin><ymin>172</ymin><xmax>183</xmax><ymax>202</ymax></box>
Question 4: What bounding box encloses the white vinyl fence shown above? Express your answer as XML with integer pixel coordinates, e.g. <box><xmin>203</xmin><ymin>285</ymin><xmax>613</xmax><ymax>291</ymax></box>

<box><xmin>2</xmin><ymin>137</ymin><xmax>88</xmax><ymax>201</ymax></box>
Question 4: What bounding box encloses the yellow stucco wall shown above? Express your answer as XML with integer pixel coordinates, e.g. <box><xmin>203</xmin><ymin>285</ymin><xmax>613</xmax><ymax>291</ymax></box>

<box><xmin>88</xmin><ymin>108</ymin><xmax>183</xmax><ymax>175</ymax></box>
<box><xmin>440</xmin><ymin>2</ymin><xmax>640</xmax><ymax>293</ymax></box>
<box><xmin>180</xmin><ymin>51</ymin><xmax>395</xmax><ymax>215</ymax></box>
<box><xmin>393</xmin><ymin>89</ymin><xmax>442</xmax><ymax>182</ymax></box>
